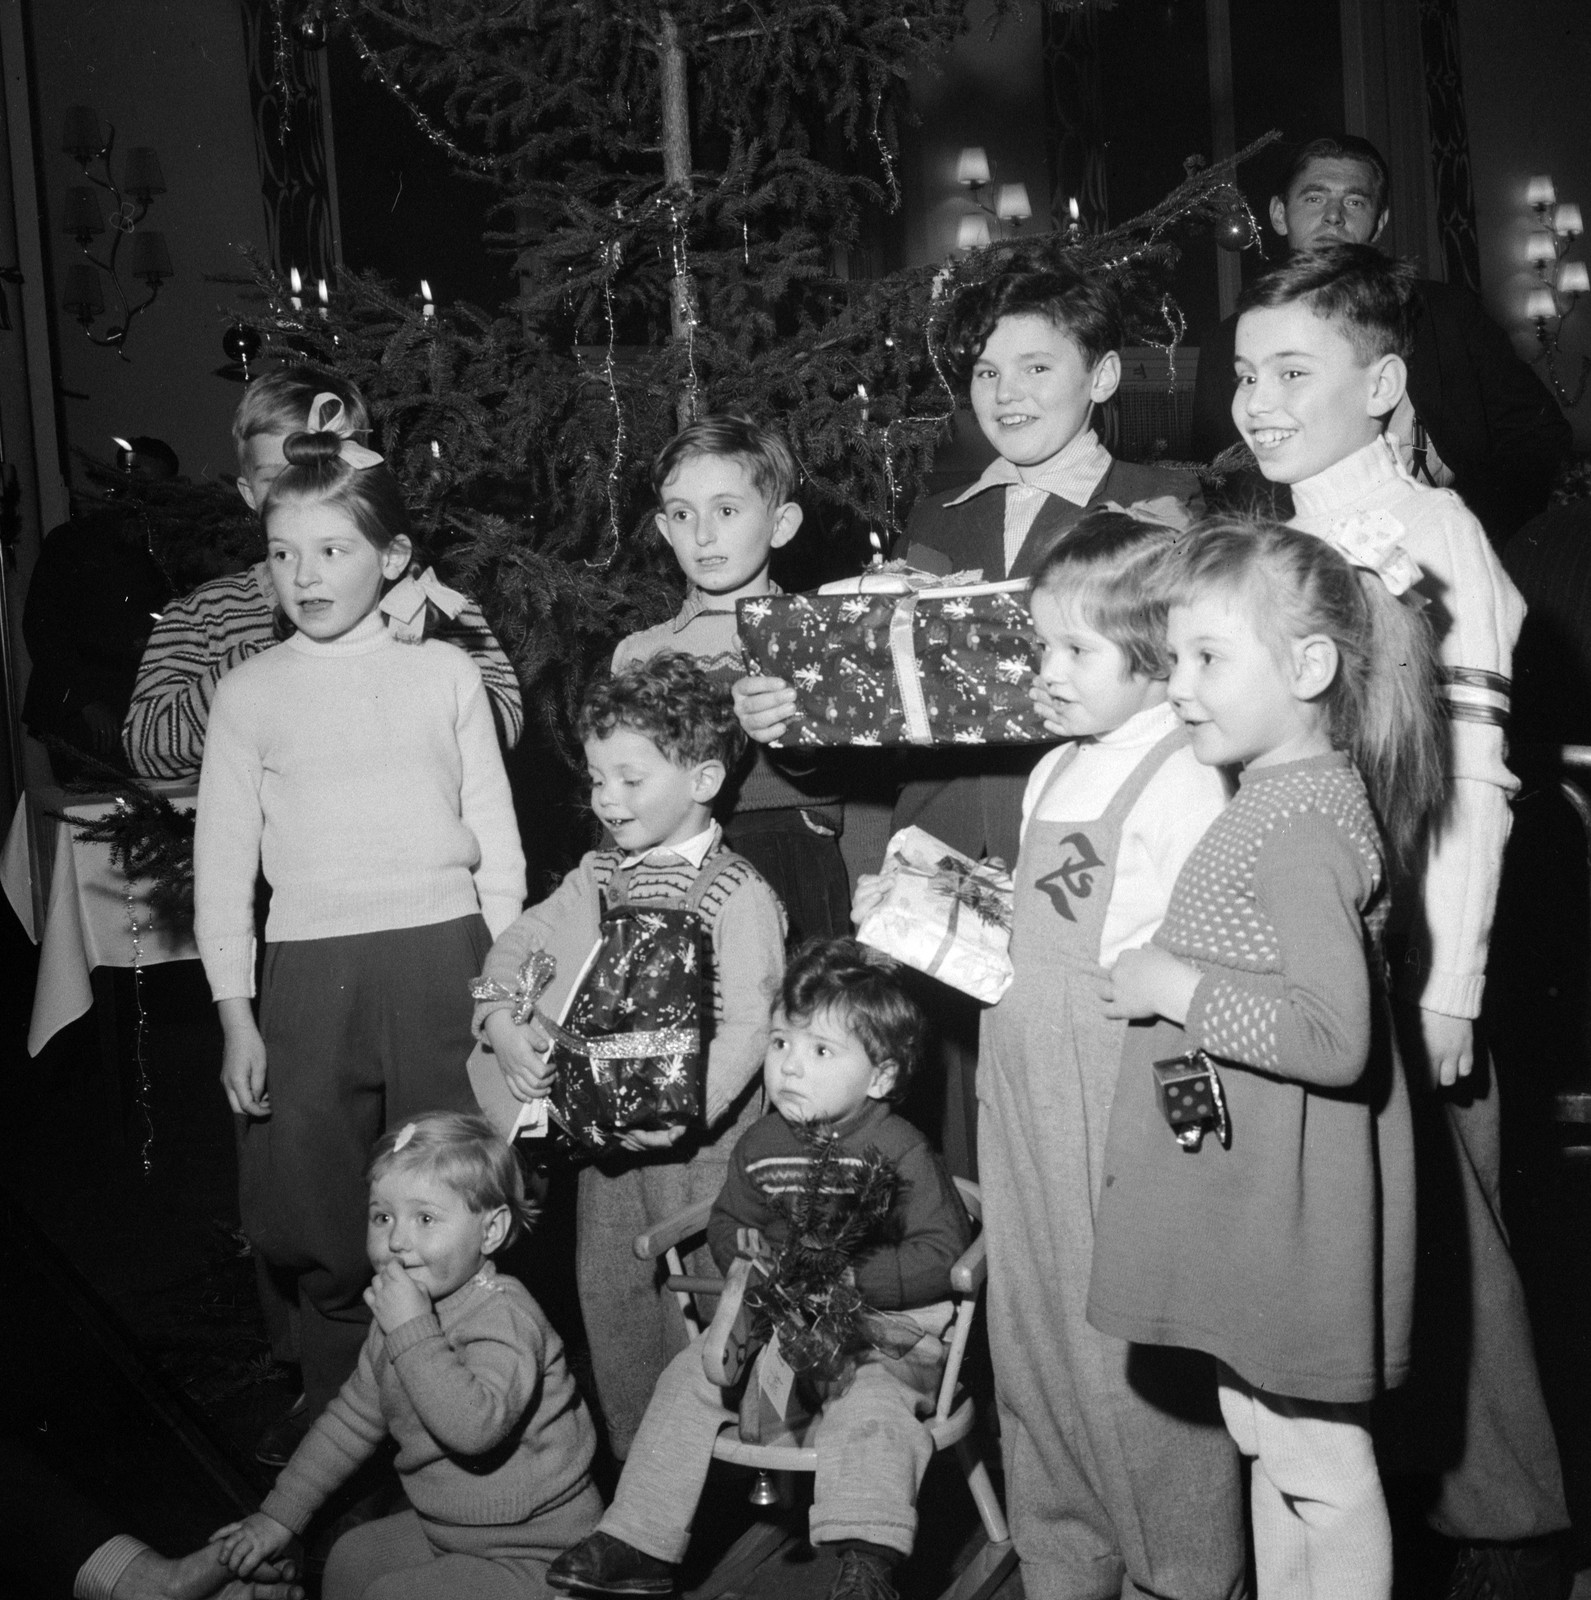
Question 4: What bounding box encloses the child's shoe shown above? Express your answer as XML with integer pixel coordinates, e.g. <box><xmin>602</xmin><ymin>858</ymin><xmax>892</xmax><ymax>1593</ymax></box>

<box><xmin>826</xmin><ymin>1547</ymin><xmax>900</xmax><ymax>1600</ymax></box>
<box><xmin>547</xmin><ymin>1531</ymin><xmax>676</xmax><ymax>1596</ymax></box>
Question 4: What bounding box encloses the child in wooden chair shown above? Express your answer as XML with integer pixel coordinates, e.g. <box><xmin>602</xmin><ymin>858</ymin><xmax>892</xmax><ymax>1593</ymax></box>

<box><xmin>547</xmin><ymin>939</ymin><xmax>972</xmax><ymax>1600</ymax></box>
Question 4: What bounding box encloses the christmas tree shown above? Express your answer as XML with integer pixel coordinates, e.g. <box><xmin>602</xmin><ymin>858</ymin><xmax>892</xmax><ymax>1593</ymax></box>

<box><xmin>210</xmin><ymin>1</ymin><xmax>1270</xmax><ymax>753</ymax></box>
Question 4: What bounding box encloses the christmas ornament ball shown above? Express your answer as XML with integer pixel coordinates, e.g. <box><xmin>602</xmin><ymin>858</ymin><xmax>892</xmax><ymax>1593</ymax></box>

<box><xmin>1214</xmin><ymin>210</ymin><xmax>1254</xmax><ymax>252</ymax></box>
<box><xmin>222</xmin><ymin>324</ymin><xmax>262</xmax><ymax>366</ymax></box>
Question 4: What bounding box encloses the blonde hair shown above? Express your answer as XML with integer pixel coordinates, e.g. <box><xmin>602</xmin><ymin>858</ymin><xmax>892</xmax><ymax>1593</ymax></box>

<box><xmin>1165</xmin><ymin>517</ymin><xmax>1448</xmax><ymax>878</ymax></box>
<box><xmin>367</xmin><ymin>1112</ymin><xmax>537</xmax><ymax>1248</ymax></box>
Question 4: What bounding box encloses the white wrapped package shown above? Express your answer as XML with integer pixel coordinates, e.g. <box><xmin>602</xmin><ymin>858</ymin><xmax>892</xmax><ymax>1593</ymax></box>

<box><xmin>856</xmin><ymin>827</ymin><xmax>1014</xmax><ymax>1005</ymax></box>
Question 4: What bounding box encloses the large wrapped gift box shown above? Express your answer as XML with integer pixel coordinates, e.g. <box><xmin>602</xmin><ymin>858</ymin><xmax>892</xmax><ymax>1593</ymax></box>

<box><xmin>470</xmin><ymin>903</ymin><xmax>706</xmax><ymax>1153</ymax></box>
<box><xmin>856</xmin><ymin>827</ymin><xmax>1015</xmax><ymax>1004</ymax></box>
<box><xmin>736</xmin><ymin>578</ymin><xmax>1047</xmax><ymax>746</ymax></box>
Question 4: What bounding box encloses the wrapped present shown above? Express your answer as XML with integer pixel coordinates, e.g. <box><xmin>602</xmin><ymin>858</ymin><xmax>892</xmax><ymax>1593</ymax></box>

<box><xmin>856</xmin><ymin>827</ymin><xmax>1014</xmax><ymax>1003</ymax></box>
<box><xmin>736</xmin><ymin>579</ymin><xmax>1047</xmax><ymax>747</ymax></box>
<box><xmin>469</xmin><ymin>903</ymin><xmax>706</xmax><ymax>1153</ymax></box>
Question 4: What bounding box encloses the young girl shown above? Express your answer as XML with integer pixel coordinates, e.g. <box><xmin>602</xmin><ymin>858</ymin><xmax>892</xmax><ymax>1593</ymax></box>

<box><xmin>214</xmin><ymin>1113</ymin><xmax>601</xmax><ymax>1600</ymax></box>
<box><xmin>975</xmin><ymin>510</ymin><xmax>1246</xmax><ymax>1600</ymax></box>
<box><xmin>194</xmin><ymin>427</ymin><xmax>526</xmax><ymax>1424</ymax></box>
<box><xmin>1087</xmin><ymin>517</ymin><xmax>1447</xmax><ymax>1598</ymax></box>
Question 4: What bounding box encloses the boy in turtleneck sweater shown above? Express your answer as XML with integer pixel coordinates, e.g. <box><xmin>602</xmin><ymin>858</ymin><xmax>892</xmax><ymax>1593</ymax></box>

<box><xmin>1232</xmin><ymin>243</ymin><xmax>1569</xmax><ymax>1583</ymax></box>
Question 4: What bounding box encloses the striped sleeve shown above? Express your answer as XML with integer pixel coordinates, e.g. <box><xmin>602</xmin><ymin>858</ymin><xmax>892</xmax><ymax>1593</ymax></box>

<box><xmin>121</xmin><ymin>567</ymin><xmax>277</xmax><ymax>781</ymax></box>
<box><xmin>433</xmin><ymin>599</ymin><xmax>524</xmax><ymax>750</ymax></box>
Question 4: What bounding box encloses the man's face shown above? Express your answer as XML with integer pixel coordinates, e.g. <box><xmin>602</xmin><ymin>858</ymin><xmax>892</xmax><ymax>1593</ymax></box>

<box><xmin>1270</xmin><ymin>157</ymin><xmax>1389</xmax><ymax>254</ymax></box>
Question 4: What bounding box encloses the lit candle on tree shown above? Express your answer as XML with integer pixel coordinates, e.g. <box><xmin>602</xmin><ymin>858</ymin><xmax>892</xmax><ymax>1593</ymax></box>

<box><xmin>421</xmin><ymin>278</ymin><xmax>435</xmax><ymax>320</ymax></box>
<box><xmin>317</xmin><ymin>277</ymin><xmax>329</xmax><ymax>318</ymax></box>
<box><xmin>289</xmin><ymin>266</ymin><xmax>303</xmax><ymax>312</ymax></box>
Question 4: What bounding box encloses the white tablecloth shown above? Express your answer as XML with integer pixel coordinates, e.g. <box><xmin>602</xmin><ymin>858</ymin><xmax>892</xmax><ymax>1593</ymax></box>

<box><xmin>2</xmin><ymin>786</ymin><xmax>199</xmax><ymax>1055</ymax></box>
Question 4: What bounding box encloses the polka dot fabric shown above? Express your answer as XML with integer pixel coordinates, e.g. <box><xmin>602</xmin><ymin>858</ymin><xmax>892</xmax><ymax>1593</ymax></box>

<box><xmin>1154</xmin><ymin>757</ymin><xmax>1385</xmax><ymax>1076</ymax></box>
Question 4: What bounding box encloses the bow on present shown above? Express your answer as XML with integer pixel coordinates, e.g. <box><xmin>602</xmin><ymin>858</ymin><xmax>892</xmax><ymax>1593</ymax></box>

<box><xmin>930</xmin><ymin>854</ymin><xmax>1013</xmax><ymax>935</ymax></box>
<box><xmin>1323</xmin><ymin>509</ymin><xmax>1424</xmax><ymax>599</ymax></box>
<box><xmin>381</xmin><ymin>567</ymin><xmax>469</xmax><ymax>643</ymax></box>
<box><xmin>306</xmin><ymin>391</ymin><xmax>385</xmax><ymax>469</ymax></box>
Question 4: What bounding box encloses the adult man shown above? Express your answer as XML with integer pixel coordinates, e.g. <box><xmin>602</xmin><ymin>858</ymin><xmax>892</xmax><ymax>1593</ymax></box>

<box><xmin>1191</xmin><ymin>134</ymin><xmax>1570</xmax><ymax>548</ymax></box>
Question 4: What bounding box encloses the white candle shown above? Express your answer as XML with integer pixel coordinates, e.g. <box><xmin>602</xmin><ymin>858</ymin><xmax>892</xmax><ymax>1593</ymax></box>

<box><xmin>421</xmin><ymin>278</ymin><xmax>435</xmax><ymax>320</ymax></box>
<box><xmin>317</xmin><ymin>277</ymin><xmax>329</xmax><ymax>318</ymax></box>
<box><xmin>289</xmin><ymin>266</ymin><xmax>302</xmax><ymax>311</ymax></box>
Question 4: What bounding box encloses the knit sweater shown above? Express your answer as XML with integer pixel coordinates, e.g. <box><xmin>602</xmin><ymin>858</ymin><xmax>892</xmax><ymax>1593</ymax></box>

<box><xmin>707</xmin><ymin>1098</ymin><xmax>972</xmax><ymax>1312</ymax></box>
<box><xmin>1291</xmin><ymin>435</ymin><xmax>1526</xmax><ymax>1019</ymax></box>
<box><xmin>473</xmin><ymin>837</ymin><xmax>786</xmax><ymax>1134</ymax></box>
<box><xmin>262</xmin><ymin>1263</ymin><xmax>596</xmax><ymax>1533</ymax></box>
<box><xmin>123</xmin><ymin>559</ymin><xmax>524</xmax><ymax>781</ymax></box>
<box><xmin>195</xmin><ymin>613</ymin><xmax>526</xmax><ymax>1000</ymax></box>
<box><xmin>614</xmin><ymin>587</ymin><xmax>841</xmax><ymax>814</ymax></box>
<box><xmin>1087</xmin><ymin>754</ymin><xmax>1414</xmax><ymax>1403</ymax></box>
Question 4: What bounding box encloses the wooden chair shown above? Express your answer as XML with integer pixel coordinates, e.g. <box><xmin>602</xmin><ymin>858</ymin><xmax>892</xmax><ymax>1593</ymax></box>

<box><xmin>633</xmin><ymin>1177</ymin><xmax>1016</xmax><ymax>1600</ymax></box>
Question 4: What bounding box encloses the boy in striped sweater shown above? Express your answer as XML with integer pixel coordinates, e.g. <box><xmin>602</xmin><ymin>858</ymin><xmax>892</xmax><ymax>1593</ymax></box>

<box><xmin>546</xmin><ymin>939</ymin><xmax>970</xmax><ymax>1600</ymax></box>
<box><xmin>122</xmin><ymin>368</ymin><xmax>522</xmax><ymax>780</ymax></box>
<box><xmin>472</xmin><ymin>655</ymin><xmax>787</xmax><ymax>1458</ymax></box>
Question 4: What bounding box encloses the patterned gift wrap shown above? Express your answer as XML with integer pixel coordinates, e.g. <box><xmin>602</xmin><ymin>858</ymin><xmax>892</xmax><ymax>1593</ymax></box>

<box><xmin>736</xmin><ymin>582</ymin><xmax>1048</xmax><ymax>746</ymax></box>
<box><xmin>856</xmin><ymin>826</ymin><xmax>1015</xmax><ymax>1004</ymax></box>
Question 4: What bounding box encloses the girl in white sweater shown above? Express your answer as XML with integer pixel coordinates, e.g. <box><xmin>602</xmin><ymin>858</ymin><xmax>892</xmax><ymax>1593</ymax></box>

<box><xmin>195</xmin><ymin>418</ymin><xmax>525</xmax><ymax>1423</ymax></box>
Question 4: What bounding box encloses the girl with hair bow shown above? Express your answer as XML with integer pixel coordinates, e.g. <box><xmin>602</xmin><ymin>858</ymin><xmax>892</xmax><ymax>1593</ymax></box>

<box><xmin>194</xmin><ymin>416</ymin><xmax>527</xmax><ymax>1424</ymax></box>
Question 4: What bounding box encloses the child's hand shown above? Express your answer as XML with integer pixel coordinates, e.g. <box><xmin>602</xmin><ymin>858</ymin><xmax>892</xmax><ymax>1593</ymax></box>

<box><xmin>735</xmin><ymin>1226</ymin><xmax>771</xmax><ymax>1263</ymax></box>
<box><xmin>1102</xmin><ymin>946</ymin><xmax>1201</xmax><ymax>1024</ymax></box>
<box><xmin>618</xmin><ymin>1125</ymin><xmax>689</xmax><ymax>1153</ymax></box>
<box><xmin>1030</xmin><ymin>678</ymin><xmax>1072</xmax><ymax>738</ymax></box>
<box><xmin>483</xmin><ymin>1010</ymin><xmax>555</xmax><ymax>1102</ymax></box>
<box><xmin>732</xmin><ymin>674</ymin><xmax>796</xmax><ymax>745</ymax></box>
<box><xmin>364</xmin><ymin>1258</ymin><xmax>432</xmax><ymax>1332</ymax></box>
<box><xmin>850</xmin><ymin>871</ymin><xmax>889</xmax><ymax>930</ymax></box>
<box><xmin>217</xmin><ymin>1000</ymin><xmax>270</xmax><ymax>1117</ymax></box>
<box><xmin>209</xmin><ymin>1512</ymin><xmax>293</xmax><ymax>1578</ymax></box>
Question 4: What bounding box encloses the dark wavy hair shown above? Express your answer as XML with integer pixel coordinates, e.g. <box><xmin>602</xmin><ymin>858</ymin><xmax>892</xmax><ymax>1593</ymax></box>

<box><xmin>261</xmin><ymin>430</ymin><xmax>424</xmax><ymax>569</ymax></box>
<box><xmin>1031</xmin><ymin>510</ymin><xmax>1184</xmax><ymax>679</ymax></box>
<box><xmin>367</xmin><ymin>1111</ymin><xmax>538</xmax><ymax>1248</ymax></box>
<box><xmin>778</xmin><ymin>938</ymin><xmax>926</xmax><ymax>1097</ymax></box>
<box><xmin>578</xmin><ymin>651</ymin><xmax>746</xmax><ymax>770</ymax></box>
<box><xmin>1237</xmin><ymin>242</ymin><xmax>1418</xmax><ymax>366</ymax></box>
<box><xmin>1275</xmin><ymin>134</ymin><xmax>1391</xmax><ymax>219</ymax></box>
<box><xmin>651</xmin><ymin>412</ymin><xmax>798</xmax><ymax>507</ymax></box>
<box><xmin>941</xmin><ymin>264</ymin><xmax>1124</xmax><ymax>384</ymax></box>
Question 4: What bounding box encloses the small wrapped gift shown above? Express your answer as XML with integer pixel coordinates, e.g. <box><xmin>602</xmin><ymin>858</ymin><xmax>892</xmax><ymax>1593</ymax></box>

<box><xmin>470</xmin><ymin>904</ymin><xmax>706</xmax><ymax>1153</ymax></box>
<box><xmin>736</xmin><ymin>578</ymin><xmax>1046</xmax><ymax>747</ymax></box>
<box><xmin>856</xmin><ymin>827</ymin><xmax>1014</xmax><ymax>1004</ymax></box>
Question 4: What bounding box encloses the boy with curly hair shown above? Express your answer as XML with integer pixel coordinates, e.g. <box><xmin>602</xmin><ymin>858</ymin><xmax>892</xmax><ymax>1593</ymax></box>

<box><xmin>473</xmin><ymin>653</ymin><xmax>787</xmax><ymax>1456</ymax></box>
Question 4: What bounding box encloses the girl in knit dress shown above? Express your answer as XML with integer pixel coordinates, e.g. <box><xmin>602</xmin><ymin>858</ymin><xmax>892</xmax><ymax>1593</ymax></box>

<box><xmin>214</xmin><ymin>1113</ymin><xmax>601</xmax><ymax>1600</ymax></box>
<box><xmin>1086</xmin><ymin>518</ymin><xmax>1447</xmax><ymax>1599</ymax></box>
<box><xmin>194</xmin><ymin>429</ymin><xmax>526</xmax><ymax>1425</ymax></box>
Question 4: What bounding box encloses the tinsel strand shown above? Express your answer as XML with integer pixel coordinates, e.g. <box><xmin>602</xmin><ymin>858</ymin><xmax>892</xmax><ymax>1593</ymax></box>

<box><xmin>122</xmin><ymin>867</ymin><xmax>155</xmax><ymax>1176</ymax></box>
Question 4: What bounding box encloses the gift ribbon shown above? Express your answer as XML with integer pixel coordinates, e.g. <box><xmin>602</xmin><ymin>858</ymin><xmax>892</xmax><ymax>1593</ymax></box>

<box><xmin>885</xmin><ymin>855</ymin><xmax>1012</xmax><ymax>979</ymax></box>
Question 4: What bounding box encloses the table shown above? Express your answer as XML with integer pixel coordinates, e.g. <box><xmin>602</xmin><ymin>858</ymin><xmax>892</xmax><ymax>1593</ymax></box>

<box><xmin>2</xmin><ymin>785</ymin><xmax>199</xmax><ymax>1056</ymax></box>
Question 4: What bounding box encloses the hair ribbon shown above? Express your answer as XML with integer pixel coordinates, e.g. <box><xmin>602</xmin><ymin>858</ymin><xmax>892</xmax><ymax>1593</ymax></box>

<box><xmin>393</xmin><ymin>1122</ymin><xmax>418</xmax><ymax>1151</ymax></box>
<box><xmin>381</xmin><ymin>568</ymin><xmax>469</xmax><ymax>643</ymax></box>
<box><xmin>1099</xmin><ymin>496</ymin><xmax>1193</xmax><ymax>533</ymax></box>
<box><xmin>307</xmin><ymin>390</ymin><xmax>384</xmax><ymax>470</ymax></box>
<box><xmin>1322</xmin><ymin>509</ymin><xmax>1424</xmax><ymax>599</ymax></box>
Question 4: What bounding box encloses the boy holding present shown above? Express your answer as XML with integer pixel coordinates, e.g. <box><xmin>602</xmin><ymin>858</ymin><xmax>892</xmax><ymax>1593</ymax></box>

<box><xmin>615</xmin><ymin>415</ymin><xmax>851</xmax><ymax>944</ymax></box>
<box><xmin>546</xmin><ymin>938</ymin><xmax>971</xmax><ymax>1600</ymax></box>
<box><xmin>1232</xmin><ymin>242</ymin><xmax>1568</xmax><ymax>1583</ymax></box>
<box><xmin>471</xmin><ymin>654</ymin><xmax>786</xmax><ymax>1458</ymax></box>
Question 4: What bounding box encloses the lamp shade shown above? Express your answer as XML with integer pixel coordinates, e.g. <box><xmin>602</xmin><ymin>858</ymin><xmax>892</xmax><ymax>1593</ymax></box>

<box><xmin>1554</xmin><ymin>202</ymin><xmax>1584</xmax><ymax>239</ymax></box>
<box><xmin>123</xmin><ymin>147</ymin><xmax>166</xmax><ymax>200</ymax></box>
<box><xmin>956</xmin><ymin>214</ymin><xmax>992</xmax><ymax>250</ymax></box>
<box><xmin>1527</xmin><ymin>175</ymin><xmax>1557</xmax><ymax>208</ymax></box>
<box><xmin>1527</xmin><ymin>230</ymin><xmax>1558</xmax><ymax>267</ymax></box>
<box><xmin>128</xmin><ymin>230</ymin><xmax>173</xmax><ymax>285</ymax></box>
<box><xmin>62</xmin><ymin>186</ymin><xmax>105</xmax><ymax>241</ymax></box>
<box><xmin>1526</xmin><ymin>286</ymin><xmax>1558</xmax><ymax>321</ymax></box>
<box><xmin>956</xmin><ymin>146</ymin><xmax>990</xmax><ymax>187</ymax></box>
<box><xmin>1557</xmin><ymin>260</ymin><xmax>1590</xmax><ymax>296</ymax></box>
<box><xmin>996</xmin><ymin>182</ymin><xmax>1032</xmax><ymax>222</ymax></box>
<box><xmin>62</xmin><ymin>105</ymin><xmax>103</xmax><ymax>162</ymax></box>
<box><xmin>62</xmin><ymin>263</ymin><xmax>105</xmax><ymax>321</ymax></box>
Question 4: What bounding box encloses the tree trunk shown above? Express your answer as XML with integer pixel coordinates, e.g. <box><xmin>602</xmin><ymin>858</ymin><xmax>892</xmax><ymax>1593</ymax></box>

<box><xmin>657</xmin><ymin>10</ymin><xmax>698</xmax><ymax>424</ymax></box>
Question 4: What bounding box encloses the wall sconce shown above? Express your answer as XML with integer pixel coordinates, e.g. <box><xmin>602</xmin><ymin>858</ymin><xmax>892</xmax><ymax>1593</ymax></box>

<box><xmin>955</xmin><ymin>146</ymin><xmax>1030</xmax><ymax>249</ymax></box>
<box><xmin>57</xmin><ymin>104</ymin><xmax>173</xmax><ymax>359</ymax></box>
<box><xmin>1524</xmin><ymin>174</ymin><xmax>1588</xmax><ymax>408</ymax></box>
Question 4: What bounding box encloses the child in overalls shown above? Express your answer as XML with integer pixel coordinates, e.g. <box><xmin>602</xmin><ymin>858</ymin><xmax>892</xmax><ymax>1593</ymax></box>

<box><xmin>979</xmin><ymin>511</ymin><xmax>1245</xmax><ymax>1600</ymax></box>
